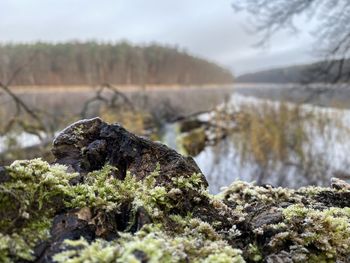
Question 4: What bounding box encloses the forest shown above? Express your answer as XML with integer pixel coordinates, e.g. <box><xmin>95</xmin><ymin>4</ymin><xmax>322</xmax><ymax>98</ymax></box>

<box><xmin>0</xmin><ymin>42</ymin><xmax>233</xmax><ymax>86</ymax></box>
<box><xmin>237</xmin><ymin>59</ymin><xmax>350</xmax><ymax>84</ymax></box>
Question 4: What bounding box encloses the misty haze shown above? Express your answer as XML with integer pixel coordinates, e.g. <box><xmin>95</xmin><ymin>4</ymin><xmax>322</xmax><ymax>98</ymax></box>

<box><xmin>1</xmin><ymin>1</ymin><xmax>350</xmax><ymax>262</ymax></box>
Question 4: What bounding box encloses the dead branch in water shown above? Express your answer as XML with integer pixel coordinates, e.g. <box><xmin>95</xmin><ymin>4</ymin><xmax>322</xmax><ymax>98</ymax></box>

<box><xmin>80</xmin><ymin>83</ymin><xmax>135</xmax><ymax>119</ymax></box>
<box><xmin>0</xmin><ymin>52</ymin><xmax>47</xmax><ymax>138</ymax></box>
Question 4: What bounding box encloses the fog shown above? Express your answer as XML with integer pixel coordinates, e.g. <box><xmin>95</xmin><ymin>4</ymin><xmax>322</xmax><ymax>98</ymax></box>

<box><xmin>0</xmin><ymin>0</ymin><xmax>316</xmax><ymax>74</ymax></box>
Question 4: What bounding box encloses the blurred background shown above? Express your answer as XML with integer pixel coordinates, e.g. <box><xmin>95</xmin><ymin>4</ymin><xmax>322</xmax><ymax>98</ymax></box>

<box><xmin>1</xmin><ymin>0</ymin><xmax>350</xmax><ymax>192</ymax></box>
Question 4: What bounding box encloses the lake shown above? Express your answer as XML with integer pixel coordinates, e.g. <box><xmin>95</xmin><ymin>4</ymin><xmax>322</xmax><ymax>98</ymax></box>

<box><xmin>2</xmin><ymin>83</ymin><xmax>350</xmax><ymax>193</ymax></box>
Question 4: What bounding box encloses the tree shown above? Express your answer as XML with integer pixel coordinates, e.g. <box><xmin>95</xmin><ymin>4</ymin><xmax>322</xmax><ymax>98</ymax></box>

<box><xmin>233</xmin><ymin>0</ymin><xmax>350</xmax><ymax>83</ymax></box>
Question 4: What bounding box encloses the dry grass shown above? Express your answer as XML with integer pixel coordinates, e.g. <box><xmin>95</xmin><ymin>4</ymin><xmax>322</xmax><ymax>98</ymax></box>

<box><xmin>219</xmin><ymin>101</ymin><xmax>350</xmax><ymax>185</ymax></box>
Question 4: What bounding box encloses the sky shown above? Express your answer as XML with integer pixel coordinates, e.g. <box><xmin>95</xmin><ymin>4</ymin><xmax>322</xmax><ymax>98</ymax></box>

<box><xmin>0</xmin><ymin>0</ymin><xmax>318</xmax><ymax>75</ymax></box>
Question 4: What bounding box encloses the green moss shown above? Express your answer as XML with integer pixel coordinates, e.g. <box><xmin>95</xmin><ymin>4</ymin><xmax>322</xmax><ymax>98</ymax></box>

<box><xmin>0</xmin><ymin>159</ymin><xmax>171</xmax><ymax>262</ymax></box>
<box><xmin>2</xmin><ymin>158</ymin><xmax>350</xmax><ymax>262</ymax></box>
<box><xmin>72</xmin><ymin>124</ymin><xmax>85</xmax><ymax>142</ymax></box>
<box><xmin>221</xmin><ymin>180</ymin><xmax>297</xmax><ymax>205</ymax></box>
<box><xmin>247</xmin><ymin>244</ymin><xmax>263</xmax><ymax>262</ymax></box>
<box><xmin>52</xmin><ymin>238</ymin><xmax>119</xmax><ymax>263</ymax></box>
<box><xmin>53</xmin><ymin>224</ymin><xmax>245</xmax><ymax>263</ymax></box>
<box><xmin>0</xmin><ymin>159</ymin><xmax>74</xmax><ymax>262</ymax></box>
<box><xmin>221</xmin><ymin>181</ymin><xmax>350</xmax><ymax>261</ymax></box>
<box><xmin>282</xmin><ymin>205</ymin><xmax>350</xmax><ymax>259</ymax></box>
<box><xmin>171</xmin><ymin>173</ymin><xmax>204</xmax><ymax>190</ymax></box>
<box><xmin>0</xmin><ymin>233</ymin><xmax>34</xmax><ymax>263</ymax></box>
<box><xmin>66</xmin><ymin>165</ymin><xmax>132</xmax><ymax>211</ymax></box>
<box><xmin>0</xmin><ymin>217</ymin><xmax>51</xmax><ymax>262</ymax></box>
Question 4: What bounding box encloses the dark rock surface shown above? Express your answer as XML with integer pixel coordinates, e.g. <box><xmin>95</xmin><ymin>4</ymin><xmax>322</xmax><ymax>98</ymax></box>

<box><xmin>52</xmin><ymin>117</ymin><xmax>207</xmax><ymax>186</ymax></box>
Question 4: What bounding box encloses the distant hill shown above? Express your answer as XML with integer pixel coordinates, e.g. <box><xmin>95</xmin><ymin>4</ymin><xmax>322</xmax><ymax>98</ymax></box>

<box><xmin>236</xmin><ymin>59</ymin><xmax>350</xmax><ymax>84</ymax></box>
<box><xmin>0</xmin><ymin>42</ymin><xmax>233</xmax><ymax>86</ymax></box>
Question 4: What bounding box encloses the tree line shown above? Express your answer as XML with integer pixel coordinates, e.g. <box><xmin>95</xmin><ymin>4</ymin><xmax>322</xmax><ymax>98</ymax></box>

<box><xmin>236</xmin><ymin>59</ymin><xmax>350</xmax><ymax>84</ymax></box>
<box><xmin>0</xmin><ymin>42</ymin><xmax>233</xmax><ymax>86</ymax></box>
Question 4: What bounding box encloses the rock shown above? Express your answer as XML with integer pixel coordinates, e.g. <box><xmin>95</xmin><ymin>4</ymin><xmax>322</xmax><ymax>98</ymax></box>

<box><xmin>331</xmin><ymin>177</ymin><xmax>350</xmax><ymax>190</ymax></box>
<box><xmin>1</xmin><ymin>119</ymin><xmax>350</xmax><ymax>263</ymax></box>
<box><xmin>0</xmin><ymin>166</ymin><xmax>10</xmax><ymax>183</ymax></box>
<box><xmin>266</xmin><ymin>251</ymin><xmax>293</xmax><ymax>263</ymax></box>
<box><xmin>34</xmin><ymin>118</ymin><xmax>211</xmax><ymax>262</ymax></box>
<box><xmin>179</xmin><ymin>119</ymin><xmax>204</xmax><ymax>133</ymax></box>
<box><xmin>52</xmin><ymin>117</ymin><xmax>207</xmax><ymax>187</ymax></box>
<box><xmin>180</xmin><ymin>127</ymin><xmax>207</xmax><ymax>156</ymax></box>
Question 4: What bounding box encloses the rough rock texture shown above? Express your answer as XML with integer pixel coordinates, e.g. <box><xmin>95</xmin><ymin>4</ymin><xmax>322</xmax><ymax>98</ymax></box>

<box><xmin>0</xmin><ymin>119</ymin><xmax>350</xmax><ymax>263</ymax></box>
<box><xmin>52</xmin><ymin>117</ymin><xmax>206</xmax><ymax>186</ymax></box>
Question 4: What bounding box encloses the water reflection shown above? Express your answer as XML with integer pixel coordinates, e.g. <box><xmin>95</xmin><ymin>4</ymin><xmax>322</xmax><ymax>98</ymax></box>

<box><xmin>165</xmin><ymin>93</ymin><xmax>350</xmax><ymax>193</ymax></box>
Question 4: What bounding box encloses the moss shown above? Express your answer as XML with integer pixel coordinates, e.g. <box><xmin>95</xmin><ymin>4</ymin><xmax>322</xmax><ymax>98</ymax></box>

<box><xmin>171</xmin><ymin>173</ymin><xmax>204</xmax><ymax>190</ymax></box>
<box><xmin>0</xmin><ymin>159</ymin><xmax>75</xmax><ymax>262</ymax></box>
<box><xmin>2</xmin><ymin>159</ymin><xmax>350</xmax><ymax>262</ymax></box>
<box><xmin>64</xmin><ymin>163</ymin><xmax>172</xmax><ymax>218</ymax></box>
<box><xmin>221</xmin><ymin>180</ymin><xmax>337</xmax><ymax>208</ymax></box>
<box><xmin>0</xmin><ymin>233</ymin><xmax>34</xmax><ymax>262</ymax></box>
<box><xmin>0</xmin><ymin>159</ymin><xmax>173</xmax><ymax>262</ymax></box>
<box><xmin>247</xmin><ymin>244</ymin><xmax>263</xmax><ymax>262</ymax></box>
<box><xmin>52</xmin><ymin>238</ymin><xmax>119</xmax><ymax>263</ymax></box>
<box><xmin>0</xmin><ymin>218</ymin><xmax>51</xmax><ymax>262</ymax></box>
<box><xmin>66</xmin><ymin>165</ymin><xmax>134</xmax><ymax>211</ymax></box>
<box><xmin>54</xmin><ymin>224</ymin><xmax>245</xmax><ymax>263</ymax></box>
<box><xmin>281</xmin><ymin>205</ymin><xmax>350</xmax><ymax>259</ymax></box>
<box><xmin>221</xmin><ymin>181</ymin><xmax>350</xmax><ymax>261</ymax></box>
<box><xmin>72</xmin><ymin>124</ymin><xmax>85</xmax><ymax>142</ymax></box>
<box><xmin>180</xmin><ymin>127</ymin><xmax>207</xmax><ymax>156</ymax></box>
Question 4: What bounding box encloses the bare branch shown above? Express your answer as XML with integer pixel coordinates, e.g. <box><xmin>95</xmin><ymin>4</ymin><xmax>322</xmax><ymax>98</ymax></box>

<box><xmin>0</xmin><ymin>52</ymin><xmax>47</xmax><ymax>138</ymax></box>
<box><xmin>81</xmin><ymin>83</ymin><xmax>135</xmax><ymax>119</ymax></box>
<box><xmin>234</xmin><ymin>0</ymin><xmax>350</xmax><ymax>83</ymax></box>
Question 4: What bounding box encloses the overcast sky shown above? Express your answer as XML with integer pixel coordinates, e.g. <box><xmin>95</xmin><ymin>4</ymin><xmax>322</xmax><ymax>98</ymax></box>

<box><xmin>0</xmin><ymin>0</ymin><xmax>317</xmax><ymax>75</ymax></box>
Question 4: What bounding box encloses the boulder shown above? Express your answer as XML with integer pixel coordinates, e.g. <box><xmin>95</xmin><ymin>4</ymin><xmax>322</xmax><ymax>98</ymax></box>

<box><xmin>52</xmin><ymin>117</ymin><xmax>207</xmax><ymax>187</ymax></box>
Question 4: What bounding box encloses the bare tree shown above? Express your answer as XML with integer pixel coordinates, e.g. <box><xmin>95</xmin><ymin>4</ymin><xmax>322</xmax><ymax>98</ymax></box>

<box><xmin>81</xmin><ymin>83</ymin><xmax>135</xmax><ymax>119</ymax></box>
<box><xmin>233</xmin><ymin>0</ymin><xmax>350</xmax><ymax>83</ymax></box>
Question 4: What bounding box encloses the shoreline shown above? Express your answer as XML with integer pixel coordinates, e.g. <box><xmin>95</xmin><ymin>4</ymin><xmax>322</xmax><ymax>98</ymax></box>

<box><xmin>10</xmin><ymin>83</ymin><xmax>235</xmax><ymax>93</ymax></box>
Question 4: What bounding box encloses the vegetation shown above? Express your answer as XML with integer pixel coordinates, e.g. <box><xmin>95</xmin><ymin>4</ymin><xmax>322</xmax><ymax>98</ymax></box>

<box><xmin>177</xmin><ymin>99</ymin><xmax>350</xmax><ymax>187</ymax></box>
<box><xmin>236</xmin><ymin>60</ymin><xmax>350</xmax><ymax>84</ymax></box>
<box><xmin>180</xmin><ymin>127</ymin><xmax>207</xmax><ymax>156</ymax></box>
<box><xmin>1</xmin><ymin>157</ymin><xmax>350</xmax><ymax>262</ymax></box>
<box><xmin>236</xmin><ymin>64</ymin><xmax>312</xmax><ymax>84</ymax></box>
<box><xmin>230</xmin><ymin>101</ymin><xmax>348</xmax><ymax>185</ymax></box>
<box><xmin>0</xmin><ymin>42</ymin><xmax>233</xmax><ymax>86</ymax></box>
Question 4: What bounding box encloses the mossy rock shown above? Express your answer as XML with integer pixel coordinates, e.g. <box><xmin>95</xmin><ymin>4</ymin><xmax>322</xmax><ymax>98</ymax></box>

<box><xmin>0</xmin><ymin>119</ymin><xmax>350</xmax><ymax>263</ymax></box>
<box><xmin>180</xmin><ymin>127</ymin><xmax>207</xmax><ymax>156</ymax></box>
<box><xmin>179</xmin><ymin>119</ymin><xmax>204</xmax><ymax>133</ymax></box>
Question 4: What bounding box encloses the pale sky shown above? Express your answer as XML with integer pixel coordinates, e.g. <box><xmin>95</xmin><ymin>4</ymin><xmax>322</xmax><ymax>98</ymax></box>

<box><xmin>0</xmin><ymin>0</ymin><xmax>317</xmax><ymax>75</ymax></box>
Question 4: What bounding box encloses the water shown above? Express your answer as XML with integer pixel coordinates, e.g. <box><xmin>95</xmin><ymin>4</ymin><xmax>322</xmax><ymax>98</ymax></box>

<box><xmin>163</xmin><ymin>92</ymin><xmax>350</xmax><ymax>193</ymax></box>
<box><xmin>0</xmin><ymin>132</ymin><xmax>42</xmax><ymax>153</ymax></box>
<box><xmin>2</xmin><ymin>85</ymin><xmax>350</xmax><ymax>193</ymax></box>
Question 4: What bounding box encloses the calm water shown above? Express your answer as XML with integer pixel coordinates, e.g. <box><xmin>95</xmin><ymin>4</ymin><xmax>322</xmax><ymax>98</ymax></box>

<box><xmin>2</xmin><ymin>84</ymin><xmax>350</xmax><ymax>193</ymax></box>
<box><xmin>163</xmin><ymin>86</ymin><xmax>350</xmax><ymax>193</ymax></box>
